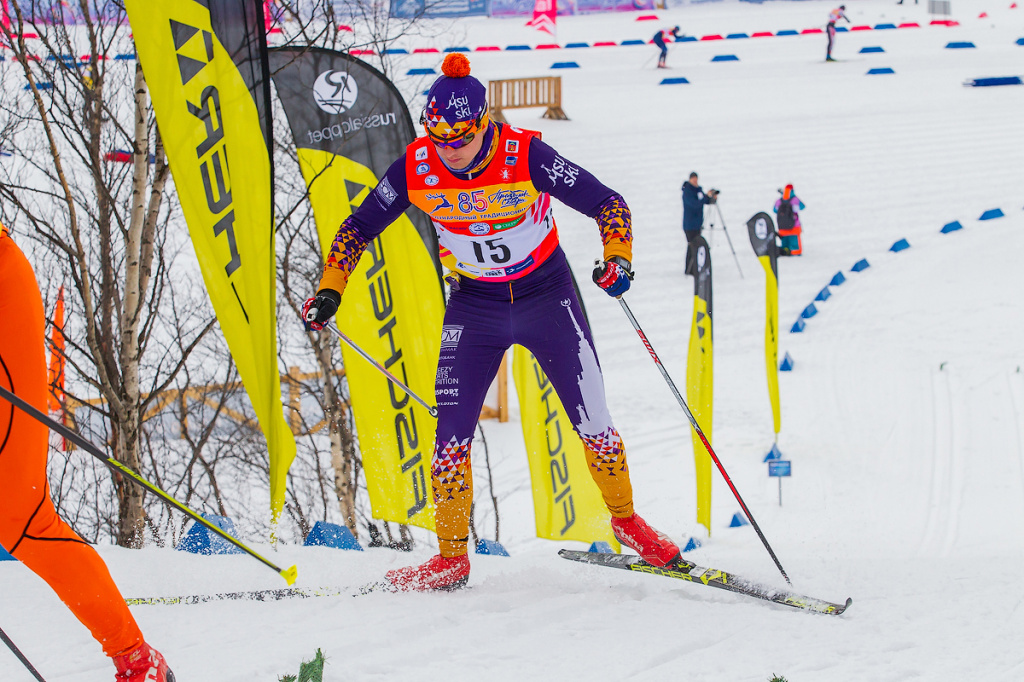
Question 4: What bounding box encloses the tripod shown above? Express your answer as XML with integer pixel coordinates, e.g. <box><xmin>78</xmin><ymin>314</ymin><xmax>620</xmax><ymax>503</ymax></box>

<box><xmin>705</xmin><ymin>200</ymin><xmax>744</xmax><ymax>278</ymax></box>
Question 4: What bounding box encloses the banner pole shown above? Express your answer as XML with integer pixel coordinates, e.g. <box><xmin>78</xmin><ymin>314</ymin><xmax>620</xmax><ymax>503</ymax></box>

<box><xmin>616</xmin><ymin>296</ymin><xmax>791</xmax><ymax>585</ymax></box>
<box><xmin>0</xmin><ymin>386</ymin><xmax>298</xmax><ymax>585</ymax></box>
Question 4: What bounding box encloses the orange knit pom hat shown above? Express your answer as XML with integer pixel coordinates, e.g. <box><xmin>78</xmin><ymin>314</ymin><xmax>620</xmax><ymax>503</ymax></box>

<box><xmin>422</xmin><ymin>54</ymin><xmax>489</xmax><ymax>146</ymax></box>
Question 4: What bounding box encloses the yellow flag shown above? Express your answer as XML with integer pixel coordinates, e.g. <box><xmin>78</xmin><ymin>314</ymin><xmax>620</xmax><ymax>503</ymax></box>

<box><xmin>761</xmin><ymin>256</ymin><xmax>781</xmax><ymax>435</ymax></box>
<box><xmin>512</xmin><ymin>346</ymin><xmax>620</xmax><ymax>550</ymax></box>
<box><xmin>747</xmin><ymin>212</ymin><xmax>781</xmax><ymax>436</ymax></box>
<box><xmin>685</xmin><ymin>236</ymin><xmax>713</xmax><ymax>534</ymax></box>
<box><xmin>298</xmin><ymin>149</ymin><xmax>442</xmax><ymax>531</ymax></box>
<box><xmin>126</xmin><ymin>0</ymin><xmax>296</xmax><ymax>531</ymax></box>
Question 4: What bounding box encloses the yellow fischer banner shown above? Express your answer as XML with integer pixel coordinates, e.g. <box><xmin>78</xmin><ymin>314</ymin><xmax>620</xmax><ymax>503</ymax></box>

<box><xmin>686</xmin><ymin>236</ymin><xmax>713</xmax><ymax>535</ymax></box>
<box><xmin>761</xmin><ymin>257</ymin><xmax>781</xmax><ymax>435</ymax></box>
<box><xmin>126</xmin><ymin>0</ymin><xmax>296</xmax><ymax>531</ymax></box>
<box><xmin>746</xmin><ymin>212</ymin><xmax>781</xmax><ymax>436</ymax></box>
<box><xmin>298</xmin><ymin>149</ymin><xmax>442</xmax><ymax>531</ymax></box>
<box><xmin>512</xmin><ymin>346</ymin><xmax>620</xmax><ymax>550</ymax></box>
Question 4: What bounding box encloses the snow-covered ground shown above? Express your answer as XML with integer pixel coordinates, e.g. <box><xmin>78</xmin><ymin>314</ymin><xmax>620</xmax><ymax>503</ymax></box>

<box><xmin>3</xmin><ymin>1</ymin><xmax>1024</xmax><ymax>679</ymax></box>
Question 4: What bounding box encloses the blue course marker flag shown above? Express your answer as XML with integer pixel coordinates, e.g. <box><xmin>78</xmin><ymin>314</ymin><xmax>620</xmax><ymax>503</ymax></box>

<box><xmin>660</xmin><ymin>77</ymin><xmax>690</xmax><ymax>84</ymax></box>
<box><xmin>790</xmin><ymin>318</ymin><xmax>806</xmax><ymax>333</ymax></box>
<box><xmin>867</xmin><ymin>67</ymin><xmax>895</xmax><ymax>75</ymax></box>
<box><xmin>830</xmin><ymin>271</ymin><xmax>846</xmax><ymax>286</ymax></box>
<box><xmin>780</xmin><ymin>352</ymin><xmax>794</xmax><ymax>371</ymax></box>
<box><xmin>945</xmin><ymin>41</ymin><xmax>976</xmax><ymax>49</ymax></box>
<box><xmin>801</xmin><ymin>303</ymin><xmax>818</xmax><ymax>319</ymax></box>
<box><xmin>890</xmin><ymin>238</ymin><xmax>910</xmax><ymax>252</ymax></box>
<box><xmin>851</xmin><ymin>258</ymin><xmax>870</xmax><ymax>272</ymax></box>
<box><xmin>941</xmin><ymin>220</ymin><xmax>963</xmax><ymax>233</ymax></box>
<box><xmin>815</xmin><ymin>287</ymin><xmax>831</xmax><ymax>302</ymax></box>
<box><xmin>551</xmin><ymin>61</ymin><xmax>580</xmax><ymax>69</ymax></box>
<box><xmin>860</xmin><ymin>46</ymin><xmax>885</xmax><ymax>53</ymax></box>
<box><xmin>980</xmin><ymin>208</ymin><xmax>1005</xmax><ymax>220</ymax></box>
<box><xmin>711</xmin><ymin>54</ymin><xmax>739</xmax><ymax>61</ymax></box>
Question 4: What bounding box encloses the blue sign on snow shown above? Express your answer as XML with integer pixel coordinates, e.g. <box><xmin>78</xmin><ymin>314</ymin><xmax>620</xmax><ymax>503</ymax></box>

<box><xmin>768</xmin><ymin>460</ymin><xmax>792</xmax><ymax>477</ymax></box>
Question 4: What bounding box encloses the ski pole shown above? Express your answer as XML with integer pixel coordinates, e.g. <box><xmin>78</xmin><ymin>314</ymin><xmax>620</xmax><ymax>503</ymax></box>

<box><xmin>323</xmin><ymin>322</ymin><xmax>438</xmax><ymax>419</ymax></box>
<box><xmin>0</xmin><ymin>624</ymin><xmax>46</xmax><ymax>682</ymax></box>
<box><xmin>714</xmin><ymin>202</ymin><xmax>744</xmax><ymax>279</ymax></box>
<box><xmin>0</xmin><ymin>386</ymin><xmax>298</xmax><ymax>586</ymax></box>
<box><xmin>616</xmin><ymin>296</ymin><xmax>791</xmax><ymax>585</ymax></box>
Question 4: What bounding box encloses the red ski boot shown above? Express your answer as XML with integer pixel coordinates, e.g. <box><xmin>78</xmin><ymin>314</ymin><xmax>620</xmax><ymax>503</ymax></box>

<box><xmin>385</xmin><ymin>553</ymin><xmax>471</xmax><ymax>592</ymax></box>
<box><xmin>113</xmin><ymin>642</ymin><xmax>175</xmax><ymax>682</ymax></box>
<box><xmin>610</xmin><ymin>513</ymin><xmax>681</xmax><ymax>567</ymax></box>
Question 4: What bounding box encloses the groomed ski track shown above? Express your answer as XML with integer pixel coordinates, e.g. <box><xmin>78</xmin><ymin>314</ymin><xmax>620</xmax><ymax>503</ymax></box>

<box><xmin>3</xmin><ymin>1</ymin><xmax>1024</xmax><ymax>679</ymax></box>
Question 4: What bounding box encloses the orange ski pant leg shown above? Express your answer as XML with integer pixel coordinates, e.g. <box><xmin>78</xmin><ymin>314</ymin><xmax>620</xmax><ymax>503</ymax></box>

<box><xmin>0</xmin><ymin>231</ymin><xmax>143</xmax><ymax>658</ymax></box>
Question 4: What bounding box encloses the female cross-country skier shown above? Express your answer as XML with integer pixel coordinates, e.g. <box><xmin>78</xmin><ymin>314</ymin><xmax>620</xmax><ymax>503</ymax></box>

<box><xmin>653</xmin><ymin>26</ymin><xmax>681</xmax><ymax>69</ymax></box>
<box><xmin>0</xmin><ymin>224</ymin><xmax>174</xmax><ymax>681</ymax></box>
<box><xmin>826</xmin><ymin>5</ymin><xmax>850</xmax><ymax>62</ymax></box>
<box><xmin>302</xmin><ymin>54</ymin><xmax>682</xmax><ymax>591</ymax></box>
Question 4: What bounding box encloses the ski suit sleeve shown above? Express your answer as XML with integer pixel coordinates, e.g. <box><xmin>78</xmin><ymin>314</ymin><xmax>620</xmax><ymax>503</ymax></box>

<box><xmin>316</xmin><ymin>154</ymin><xmax>412</xmax><ymax>296</ymax></box>
<box><xmin>798</xmin><ymin>199</ymin><xmax>806</xmax><ymax>211</ymax></box>
<box><xmin>526</xmin><ymin>138</ymin><xmax>632</xmax><ymax>263</ymax></box>
<box><xmin>773</xmin><ymin>198</ymin><xmax>781</xmax><ymax>213</ymax></box>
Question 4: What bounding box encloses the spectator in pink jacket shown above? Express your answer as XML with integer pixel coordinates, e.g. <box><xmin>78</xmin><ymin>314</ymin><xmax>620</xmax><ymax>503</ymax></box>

<box><xmin>774</xmin><ymin>184</ymin><xmax>805</xmax><ymax>255</ymax></box>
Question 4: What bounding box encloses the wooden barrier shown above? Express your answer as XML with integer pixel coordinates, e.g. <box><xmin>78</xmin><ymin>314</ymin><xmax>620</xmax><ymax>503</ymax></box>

<box><xmin>488</xmin><ymin>76</ymin><xmax>568</xmax><ymax>123</ymax></box>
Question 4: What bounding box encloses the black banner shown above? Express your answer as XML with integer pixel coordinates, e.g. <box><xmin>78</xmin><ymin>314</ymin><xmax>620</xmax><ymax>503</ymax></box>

<box><xmin>267</xmin><ymin>46</ymin><xmax>438</xmax><ymax>264</ymax></box>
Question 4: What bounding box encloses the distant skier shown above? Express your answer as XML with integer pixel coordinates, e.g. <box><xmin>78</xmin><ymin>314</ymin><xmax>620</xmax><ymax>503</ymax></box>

<box><xmin>774</xmin><ymin>185</ymin><xmax>806</xmax><ymax>256</ymax></box>
<box><xmin>826</xmin><ymin>5</ymin><xmax>850</xmax><ymax>62</ymax></box>
<box><xmin>303</xmin><ymin>54</ymin><xmax>682</xmax><ymax>591</ymax></box>
<box><xmin>682</xmin><ymin>172</ymin><xmax>718</xmax><ymax>274</ymax></box>
<box><xmin>0</xmin><ymin>224</ymin><xmax>174</xmax><ymax>682</ymax></box>
<box><xmin>653</xmin><ymin>26</ymin><xmax>681</xmax><ymax>69</ymax></box>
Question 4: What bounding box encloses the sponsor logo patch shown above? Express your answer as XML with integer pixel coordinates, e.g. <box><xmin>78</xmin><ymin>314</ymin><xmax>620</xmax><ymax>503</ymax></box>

<box><xmin>440</xmin><ymin>325</ymin><xmax>464</xmax><ymax>349</ymax></box>
<box><xmin>505</xmin><ymin>140</ymin><xmax>519</xmax><ymax>153</ymax></box>
<box><xmin>376</xmin><ymin>177</ymin><xmax>397</xmax><ymax>206</ymax></box>
<box><xmin>469</xmin><ymin>222</ymin><xmax>490</xmax><ymax>235</ymax></box>
<box><xmin>505</xmin><ymin>155</ymin><xmax>517</xmax><ymax>166</ymax></box>
<box><xmin>415</xmin><ymin>147</ymin><xmax>428</xmax><ymax>161</ymax></box>
<box><xmin>425</xmin><ymin>175</ymin><xmax>440</xmax><ymax>186</ymax></box>
<box><xmin>416</xmin><ymin>162</ymin><xmax>430</xmax><ymax>175</ymax></box>
<box><xmin>312</xmin><ymin>69</ymin><xmax>359</xmax><ymax>114</ymax></box>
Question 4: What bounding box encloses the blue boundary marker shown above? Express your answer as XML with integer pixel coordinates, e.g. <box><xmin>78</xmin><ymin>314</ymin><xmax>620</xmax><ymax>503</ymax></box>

<box><xmin>830</xmin><ymin>271</ymin><xmax>846</xmax><ymax>286</ymax></box>
<box><xmin>659</xmin><ymin>77</ymin><xmax>690</xmax><ymax>84</ymax></box>
<box><xmin>565</xmin><ymin>42</ymin><xmax>589</xmax><ymax>48</ymax></box>
<box><xmin>780</xmin><ymin>352</ymin><xmax>795</xmax><ymax>371</ymax></box>
<box><xmin>476</xmin><ymin>539</ymin><xmax>510</xmax><ymax>556</ymax></box>
<box><xmin>384</xmin><ymin>48</ymin><xmax>408</xmax><ymax>54</ymax></box>
<box><xmin>505</xmin><ymin>44</ymin><xmax>531</xmax><ymax>50</ymax></box>
<box><xmin>729</xmin><ymin>512</ymin><xmax>749</xmax><ymax>527</ymax></box>
<box><xmin>25</xmin><ymin>82</ymin><xmax>53</xmax><ymax>90</ymax></box>
<box><xmin>815</xmin><ymin>286</ymin><xmax>831</xmax><ymax>302</ymax></box>
<box><xmin>946</xmin><ymin>41</ymin><xmax>976</xmax><ymax>49</ymax></box>
<box><xmin>677</xmin><ymin>36</ymin><xmax>698</xmax><ymax>43</ymax></box>
<box><xmin>941</xmin><ymin>220</ymin><xmax>963</xmax><ymax>233</ymax></box>
<box><xmin>874</xmin><ymin>23</ymin><xmax>897</xmax><ymax>30</ymax></box>
<box><xmin>776</xmin><ymin>29</ymin><xmax>798</xmax><ymax>36</ymax></box>
<box><xmin>867</xmin><ymin>67</ymin><xmax>895</xmax><ymax>75</ymax></box>
<box><xmin>1017</xmin><ymin>38</ymin><xmax>1024</xmax><ymax>46</ymax></box>
<box><xmin>851</xmin><ymin>258</ymin><xmax>870</xmax><ymax>272</ymax></box>
<box><xmin>968</xmin><ymin>77</ymin><xmax>1022</xmax><ymax>87</ymax></box>
<box><xmin>801</xmin><ymin>303</ymin><xmax>818</xmax><ymax>319</ymax></box>
<box><xmin>551</xmin><ymin>61</ymin><xmax>579</xmax><ymax>68</ymax></box>
<box><xmin>620</xmin><ymin>39</ymin><xmax>646</xmax><ymax>46</ymax></box>
<box><xmin>790</xmin><ymin>318</ymin><xmax>805</xmax><ymax>333</ymax></box>
<box><xmin>114</xmin><ymin>53</ymin><xmax>136</xmax><ymax>60</ymax></box>
<box><xmin>727</xmin><ymin>33</ymin><xmax>749</xmax><ymax>39</ymax></box>
<box><xmin>444</xmin><ymin>46</ymin><xmax>470</xmax><ymax>52</ymax></box>
<box><xmin>859</xmin><ymin>46</ymin><xmax>885</xmax><ymax>53</ymax></box>
<box><xmin>980</xmin><ymin>208</ymin><xmax>1004</xmax><ymax>220</ymax></box>
<box><xmin>890</xmin><ymin>238</ymin><xmax>910</xmax><ymax>252</ymax></box>
<box><xmin>407</xmin><ymin>67</ymin><xmax>436</xmax><ymax>75</ymax></box>
<box><xmin>589</xmin><ymin>541</ymin><xmax>615</xmax><ymax>553</ymax></box>
<box><xmin>711</xmin><ymin>54</ymin><xmax>739</xmax><ymax>62</ymax></box>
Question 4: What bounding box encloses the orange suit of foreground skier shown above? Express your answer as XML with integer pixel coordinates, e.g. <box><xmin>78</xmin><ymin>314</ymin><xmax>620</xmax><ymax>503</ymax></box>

<box><xmin>0</xmin><ymin>224</ymin><xmax>144</xmax><ymax>657</ymax></box>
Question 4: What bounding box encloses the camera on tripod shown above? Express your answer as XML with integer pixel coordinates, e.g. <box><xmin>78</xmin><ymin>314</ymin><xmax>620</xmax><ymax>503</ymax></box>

<box><xmin>707</xmin><ymin>188</ymin><xmax>720</xmax><ymax>204</ymax></box>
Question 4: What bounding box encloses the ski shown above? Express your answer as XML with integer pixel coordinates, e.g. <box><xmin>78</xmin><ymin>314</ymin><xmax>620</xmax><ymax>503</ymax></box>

<box><xmin>559</xmin><ymin>550</ymin><xmax>851</xmax><ymax>616</ymax></box>
<box><xmin>125</xmin><ymin>585</ymin><xmax>348</xmax><ymax>606</ymax></box>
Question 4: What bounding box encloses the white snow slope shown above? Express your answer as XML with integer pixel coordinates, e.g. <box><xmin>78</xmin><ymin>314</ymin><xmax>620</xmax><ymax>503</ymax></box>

<box><xmin>3</xmin><ymin>1</ymin><xmax>1024</xmax><ymax>680</ymax></box>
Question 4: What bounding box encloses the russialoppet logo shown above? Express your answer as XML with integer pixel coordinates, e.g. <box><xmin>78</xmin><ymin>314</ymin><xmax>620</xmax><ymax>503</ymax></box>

<box><xmin>425</xmin><ymin>175</ymin><xmax>439</xmax><ymax>186</ymax></box>
<box><xmin>469</xmin><ymin>222</ymin><xmax>490</xmax><ymax>235</ymax></box>
<box><xmin>313</xmin><ymin>70</ymin><xmax>358</xmax><ymax>114</ymax></box>
<box><xmin>755</xmin><ymin>217</ymin><xmax>768</xmax><ymax>240</ymax></box>
<box><xmin>416</xmin><ymin>162</ymin><xmax>430</xmax><ymax>175</ymax></box>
